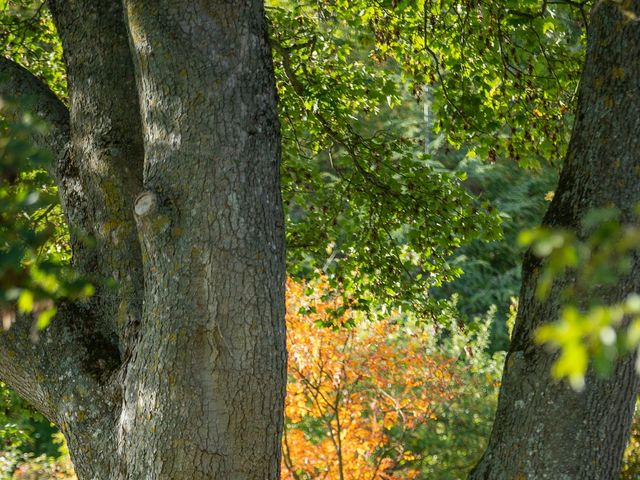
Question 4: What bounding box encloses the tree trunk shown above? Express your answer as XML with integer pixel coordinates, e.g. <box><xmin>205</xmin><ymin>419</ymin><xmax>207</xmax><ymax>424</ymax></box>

<box><xmin>470</xmin><ymin>3</ymin><xmax>640</xmax><ymax>479</ymax></box>
<box><xmin>0</xmin><ymin>1</ymin><xmax>285</xmax><ymax>479</ymax></box>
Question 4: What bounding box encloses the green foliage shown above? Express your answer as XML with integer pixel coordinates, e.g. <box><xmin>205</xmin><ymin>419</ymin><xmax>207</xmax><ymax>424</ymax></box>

<box><xmin>434</xmin><ymin>157</ymin><xmax>557</xmax><ymax>349</ymax></box>
<box><xmin>269</xmin><ymin>1</ymin><xmax>503</xmax><ymax>320</ymax></box>
<box><xmin>270</xmin><ymin>0</ymin><xmax>585</xmax><ymax>166</ymax></box>
<box><xmin>0</xmin><ymin>99</ymin><xmax>92</xmax><ymax>329</ymax></box>
<box><xmin>0</xmin><ymin>1</ymin><xmax>83</xmax><ymax>328</ymax></box>
<box><xmin>393</xmin><ymin>307</ymin><xmax>503</xmax><ymax>479</ymax></box>
<box><xmin>266</xmin><ymin>0</ymin><xmax>587</xmax><ymax>323</ymax></box>
<box><xmin>0</xmin><ymin>0</ymin><xmax>66</xmax><ymax>98</ymax></box>
<box><xmin>0</xmin><ymin>381</ymin><xmax>61</xmax><ymax>477</ymax></box>
<box><xmin>520</xmin><ymin>208</ymin><xmax>640</xmax><ymax>390</ymax></box>
<box><xmin>363</xmin><ymin>0</ymin><xmax>585</xmax><ymax>166</ymax></box>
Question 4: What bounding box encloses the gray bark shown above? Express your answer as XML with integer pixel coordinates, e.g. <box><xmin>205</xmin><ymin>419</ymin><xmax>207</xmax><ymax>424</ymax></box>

<box><xmin>119</xmin><ymin>1</ymin><xmax>286</xmax><ymax>477</ymax></box>
<box><xmin>0</xmin><ymin>1</ymin><xmax>285</xmax><ymax>479</ymax></box>
<box><xmin>470</xmin><ymin>2</ymin><xmax>640</xmax><ymax>479</ymax></box>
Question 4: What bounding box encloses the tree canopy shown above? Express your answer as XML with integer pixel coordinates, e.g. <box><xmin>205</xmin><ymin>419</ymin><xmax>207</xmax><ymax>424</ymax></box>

<box><xmin>1</xmin><ymin>0</ymin><xmax>588</xmax><ymax>322</ymax></box>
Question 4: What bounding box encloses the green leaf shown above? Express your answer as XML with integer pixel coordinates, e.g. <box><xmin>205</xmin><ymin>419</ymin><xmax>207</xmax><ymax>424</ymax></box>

<box><xmin>36</xmin><ymin>307</ymin><xmax>57</xmax><ymax>330</ymax></box>
<box><xmin>17</xmin><ymin>290</ymin><xmax>34</xmax><ymax>313</ymax></box>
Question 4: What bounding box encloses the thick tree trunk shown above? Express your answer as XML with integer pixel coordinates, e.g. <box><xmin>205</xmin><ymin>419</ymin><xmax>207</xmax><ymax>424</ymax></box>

<box><xmin>0</xmin><ymin>1</ymin><xmax>285</xmax><ymax>479</ymax></box>
<box><xmin>470</xmin><ymin>3</ymin><xmax>640</xmax><ymax>479</ymax></box>
<box><xmin>117</xmin><ymin>1</ymin><xmax>286</xmax><ymax>478</ymax></box>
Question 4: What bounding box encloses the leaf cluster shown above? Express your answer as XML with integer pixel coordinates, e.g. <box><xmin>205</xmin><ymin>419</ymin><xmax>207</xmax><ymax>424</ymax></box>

<box><xmin>520</xmin><ymin>208</ymin><xmax>640</xmax><ymax>389</ymax></box>
<box><xmin>283</xmin><ymin>278</ymin><xmax>501</xmax><ymax>479</ymax></box>
<box><xmin>269</xmin><ymin>1</ymin><xmax>503</xmax><ymax>320</ymax></box>
<box><xmin>0</xmin><ymin>99</ymin><xmax>91</xmax><ymax>330</ymax></box>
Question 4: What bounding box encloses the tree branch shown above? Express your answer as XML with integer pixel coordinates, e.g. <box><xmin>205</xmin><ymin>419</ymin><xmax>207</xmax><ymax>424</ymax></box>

<box><xmin>0</xmin><ymin>55</ymin><xmax>70</xmax><ymax>165</ymax></box>
<box><xmin>0</xmin><ymin>57</ymin><xmax>119</xmax><ymax>430</ymax></box>
<box><xmin>0</xmin><ymin>321</ymin><xmax>57</xmax><ymax>420</ymax></box>
<box><xmin>0</xmin><ymin>304</ymin><xmax>119</xmax><ymax>424</ymax></box>
<box><xmin>49</xmin><ymin>0</ymin><xmax>146</xmax><ymax>359</ymax></box>
<box><xmin>0</xmin><ymin>2</ymin><xmax>143</xmax><ymax>423</ymax></box>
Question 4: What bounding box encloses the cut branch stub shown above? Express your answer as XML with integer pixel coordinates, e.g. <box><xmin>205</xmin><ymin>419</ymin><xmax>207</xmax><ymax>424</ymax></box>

<box><xmin>133</xmin><ymin>190</ymin><xmax>171</xmax><ymax>251</ymax></box>
<box><xmin>134</xmin><ymin>191</ymin><xmax>158</xmax><ymax>218</ymax></box>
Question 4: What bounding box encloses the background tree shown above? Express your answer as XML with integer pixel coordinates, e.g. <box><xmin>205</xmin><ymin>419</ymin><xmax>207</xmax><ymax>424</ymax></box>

<box><xmin>283</xmin><ymin>278</ymin><xmax>456</xmax><ymax>480</ymax></box>
<box><xmin>470</xmin><ymin>2</ymin><xmax>640</xmax><ymax>477</ymax></box>
<box><xmin>283</xmin><ymin>279</ymin><xmax>504</xmax><ymax>480</ymax></box>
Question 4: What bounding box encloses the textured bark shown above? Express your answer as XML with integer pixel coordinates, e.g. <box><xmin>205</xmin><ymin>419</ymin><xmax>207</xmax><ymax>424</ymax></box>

<box><xmin>118</xmin><ymin>1</ymin><xmax>286</xmax><ymax>477</ymax></box>
<box><xmin>0</xmin><ymin>1</ymin><xmax>285</xmax><ymax>479</ymax></box>
<box><xmin>48</xmin><ymin>0</ymin><xmax>145</xmax><ymax>357</ymax></box>
<box><xmin>470</xmin><ymin>3</ymin><xmax>640</xmax><ymax>479</ymax></box>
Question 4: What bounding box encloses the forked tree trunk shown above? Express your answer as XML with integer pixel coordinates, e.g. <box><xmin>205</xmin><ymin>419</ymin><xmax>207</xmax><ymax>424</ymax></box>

<box><xmin>0</xmin><ymin>1</ymin><xmax>285</xmax><ymax>479</ymax></box>
<box><xmin>470</xmin><ymin>2</ymin><xmax>640</xmax><ymax>479</ymax></box>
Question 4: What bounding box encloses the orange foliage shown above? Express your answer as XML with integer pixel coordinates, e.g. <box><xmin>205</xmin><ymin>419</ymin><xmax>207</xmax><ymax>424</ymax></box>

<box><xmin>11</xmin><ymin>455</ymin><xmax>76</xmax><ymax>480</ymax></box>
<box><xmin>283</xmin><ymin>279</ymin><xmax>458</xmax><ymax>480</ymax></box>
